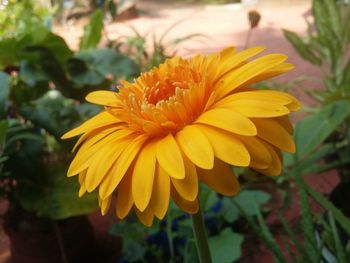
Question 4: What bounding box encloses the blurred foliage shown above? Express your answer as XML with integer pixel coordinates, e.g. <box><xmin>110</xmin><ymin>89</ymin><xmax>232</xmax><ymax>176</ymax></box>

<box><xmin>0</xmin><ymin>2</ymin><xmax>140</xmax><ymax>219</ymax></box>
<box><xmin>0</xmin><ymin>0</ymin><xmax>54</xmax><ymax>38</ymax></box>
<box><xmin>238</xmin><ymin>183</ymin><xmax>350</xmax><ymax>262</ymax></box>
<box><xmin>110</xmin><ymin>21</ymin><xmax>205</xmax><ymax>71</ymax></box>
<box><xmin>283</xmin><ymin>0</ymin><xmax>350</xmax><ymax>182</ymax></box>
<box><xmin>283</xmin><ymin>0</ymin><xmax>350</xmax><ymax>104</ymax></box>
<box><xmin>110</xmin><ymin>186</ymin><xmax>270</xmax><ymax>263</ymax></box>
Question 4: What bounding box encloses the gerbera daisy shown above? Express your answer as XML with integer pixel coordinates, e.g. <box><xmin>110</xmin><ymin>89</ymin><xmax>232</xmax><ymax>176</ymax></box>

<box><xmin>62</xmin><ymin>46</ymin><xmax>300</xmax><ymax>226</ymax></box>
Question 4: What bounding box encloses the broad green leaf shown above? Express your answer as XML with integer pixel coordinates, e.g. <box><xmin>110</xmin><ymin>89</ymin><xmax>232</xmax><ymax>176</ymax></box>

<box><xmin>79</xmin><ymin>9</ymin><xmax>103</xmax><ymax>50</ymax></box>
<box><xmin>232</xmin><ymin>190</ymin><xmax>271</xmax><ymax>216</ymax></box>
<box><xmin>283</xmin><ymin>30</ymin><xmax>322</xmax><ymax>65</ymax></box>
<box><xmin>221</xmin><ymin>198</ymin><xmax>239</xmax><ymax>223</ymax></box>
<box><xmin>295</xmin><ymin>100</ymin><xmax>350</xmax><ymax>160</ymax></box>
<box><xmin>109</xmin><ymin>221</ymin><xmax>152</xmax><ymax>262</ymax></box>
<box><xmin>68</xmin><ymin>48</ymin><xmax>140</xmax><ymax>86</ymax></box>
<box><xmin>0</xmin><ymin>72</ymin><xmax>10</xmax><ymax>117</ymax></box>
<box><xmin>17</xmin><ymin>163</ymin><xmax>98</xmax><ymax>219</ymax></box>
<box><xmin>209</xmin><ymin>228</ymin><xmax>244</xmax><ymax>263</ymax></box>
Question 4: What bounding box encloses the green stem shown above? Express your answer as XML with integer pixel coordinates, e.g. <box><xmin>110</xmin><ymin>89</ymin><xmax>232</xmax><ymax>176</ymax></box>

<box><xmin>191</xmin><ymin>202</ymin><xmax>212</xmax><ymax>263</ymax></box>
<box><xmin>166</xmin><ymin>212</ymin><xmax>175</xmax><ymax>263</ymax></box>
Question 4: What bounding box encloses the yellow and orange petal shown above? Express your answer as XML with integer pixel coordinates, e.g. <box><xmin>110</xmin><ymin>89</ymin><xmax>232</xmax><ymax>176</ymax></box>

<box><xmin>62</xmin><ymin>46</ymin><xmax>301</xmax><ymax>226</ymax></box>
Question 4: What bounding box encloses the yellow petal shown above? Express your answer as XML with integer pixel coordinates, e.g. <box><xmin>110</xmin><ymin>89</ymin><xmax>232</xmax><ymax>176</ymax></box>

<box><xmin>85</xmin><ymin>140</ymin><xmax>129</xmax><ymax>192</ymax></box>
<box><xmin>61</xmin><ymin>111</ymin><xmax>119</xmax><ymax>139</ymax></box>
<box><xmin>132</xmin><ymin>141</ymin><xmax>157</xmax><ymax>211</ymax></box>
<box><xmin>220</xmin><ymin>100</ymin><xmax>290</xmax><ymax>118</ymax></box>
<box><xmin>239</xmin><ymin>136</ymin><xmax>272</xmax><ymax>169</ymax></box>
<box><xmin>72</xmin><ymin>125</ymin><xmax>121</xmax><ymax>152</ymax></box>
<box><xmin>284</xmin><ymin>94</ymin><xmax>302</xmax><ymax>111</ymax></box>
<box><xmin>254</xmin><ymin>142</ymin><xmax>282</xmax><ymax>176</ymax></box>
<box><xmin>242</xmin><ymin>63</ymin><xmax>295</xmax><ymax>86</ymax></box>
<box><xmin>198</xmin><ymin>125</ymin><xmax>250</xmax><ymax>166</ymax></box>
<box><xmin>197</xmin><ymin>159</ymin><xmax>240</xmax><ymax>196</ymax></box>
<box><xmin>78</xmin><ymin>170</ymin><xmax>86</xmax><ymax>184</ymax></box>
<box><xmin>86</xmin><ymin>91</ymin><xmax>118</xmax><ymax>106</ymax></box>
<box><xmin>135</xmin><ymin>206</ymin><xmax>154</xmax><ymax>227</ymax></box>
<box><xmin>214</xmin><ymin>89</ymin><xmax>294</xmax><ymax>107</ymax></box>
<box><xmin>150</xmin><ymin>165</ymin><xmax>170</xmax><ymax>219</ymax></box>
<box><xmin>99</xmin><ymin>134</ymin><xmax>148</xmax><ymax>199</ymax></box>
<box><xmin>252</xmin><ymin>118</ymin><xmax>296</xmax><ymax>153</ymax></box>
<box><xmin>275</xmin><ymin>116</ymin><xmax>293</xmax><ymax>134</ymax></box>
<box><xmin>176</xmin><ymin>125</ymin><xmax>214</xmax><ymax>169</ymax></box>
<box><xmin>79</xmin><ymin>184</ymin><xmax>86</xmax><ymax>198</ymax></box>
<box><xmin>216</xmin><ymin>54</ymin><xmax>288</xmax><ymax>99</ymax></box>
<box><xmin>171</xmin><ymin>155</ymin><xmax>198</xmax><ymax>201</ymax></box>
<box><xmin>100</xmin><ymin>195</ymin><xmax>112</xmax><ymax>216</ymax></box>
<box><xmin>156</xmin><ymin>134</ymin><xmax>185</xmax><ymax>179</ymax></box>
<box><xmin>171</xmin><ymin>186</ymin><xmax>199</xmax><ymax>214</ymax></box>
<box><xmin>67</xmin><ymin>129</ymin><xmax>134</xmax><ymax>177</ymax></box>
<box><xmin>78</xmin><ymin>170</ymin><xmax>87</xmax><ymax>197</ymax></box>
<box><xmin>214</xmin><ymin>46</ymin><xmax>265</xmax><ymax>81</ymax></box>
<box><xmin>195</xmin><ymin>108</ymin><xmax>257</xmax><ymax>136</ymax></box>
<box><xmin>116</xmin><ymin>170</ymin><xmax>133</xmax><ymax>219</ymax></box>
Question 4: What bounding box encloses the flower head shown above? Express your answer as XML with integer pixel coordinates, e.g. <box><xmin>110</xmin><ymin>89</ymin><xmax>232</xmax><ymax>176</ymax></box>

<box><xmin>62</xmin><ymin>47</ymin><xmax>300</xmax><ymax>226</ymax></box>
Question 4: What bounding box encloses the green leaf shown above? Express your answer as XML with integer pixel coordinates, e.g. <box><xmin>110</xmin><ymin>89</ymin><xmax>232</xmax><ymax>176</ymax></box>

<box><xmin>231</xmin><ymin>190</ymin><xmax>271</xmax><ymax>216</ymax></box>
<box><xmin>0</xmin><ymin>120</ymin><xmax>8</xmax><ymax>151</ymax></box>
<box><xmin>295</xmin><ymin>100</ymin><xmax>350</xmax><ymax>160</ymax></box>
<box><xmin>0</xmin><ymin>72</ymin><xmax>10</xmax><ymax>117</ymax></box>
<box><xmin>68</xmin><ymin>48</ymin><xmax>140</xmax><ymax>86</ymax></box>
<box><xmin>221</xmin><ymin>198</ymin><xmax>239</xmax><ymax>223</ymax></box>
<box><xmin>79</xmin><ymin>9</ymin><xmax>104</xmax><ymax>50</ymax></box>
<box><xmin>0</xmin><ymin>38</ymin><xmax>18</xmax><ymax>67</ymax></box>
<box><xmin>283</xmin><ymin>29</ymin><xmax>322</xmax><ymax>65</ymax></box>
<box><xmin>184</xmin><ymin>240</ymin><xmax>200</xmax><ymax>263</ymax></box>
<box><xmin>17</xmin><ymin>163</ymin><xmax>98</xmax><ymax>219</ymax></box>
<box><xmin>109</xmin><ymin>221</ymin><xmax>152</xmax><ymax>262</ymax></box>
<box><xmin>30</xmin><ymin>31</ymin><xmax>73</xmax><ymax>64</ymax></box>
<box><xmin>209</xmin><ymin>228</ymin><xmax>244</xmax><ymax>263</ymax></box>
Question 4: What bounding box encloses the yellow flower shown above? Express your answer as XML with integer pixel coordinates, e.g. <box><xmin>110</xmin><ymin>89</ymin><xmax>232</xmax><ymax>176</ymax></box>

<box><xmin>62</xmin><ymin>46</ymin><xmax>300</xmax><ymax>226</ymax></box>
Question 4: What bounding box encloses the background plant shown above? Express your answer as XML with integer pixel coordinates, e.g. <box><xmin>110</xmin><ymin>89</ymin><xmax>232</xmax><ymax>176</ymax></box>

<box><xmin>0</xmin><ymin>4</ymin><xmax>139</xmax><ymax>219</ymax></box>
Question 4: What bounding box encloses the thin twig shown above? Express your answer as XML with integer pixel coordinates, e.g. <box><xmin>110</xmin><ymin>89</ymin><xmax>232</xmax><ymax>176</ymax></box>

<box><xmin>52</xmin><ymin>220</ymin><xmax>68</xmax><ymax>263</ymax></box>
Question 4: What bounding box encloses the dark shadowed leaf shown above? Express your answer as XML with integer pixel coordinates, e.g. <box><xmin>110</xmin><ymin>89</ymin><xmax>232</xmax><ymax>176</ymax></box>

<box><xmin>0</xmin><ymin>72</ymin><xmax>10</xmax><ymax>117</ymax></box>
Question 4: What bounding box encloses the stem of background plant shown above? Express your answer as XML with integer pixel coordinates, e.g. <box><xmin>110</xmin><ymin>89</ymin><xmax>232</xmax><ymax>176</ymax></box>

<box><xmin>52</xmin><ymin>220</ymin><xmax>68</xmax><ymax>263</ymax></box>
<box><xmin>166</xmin><ymin>212</ymin><xmax>175</xmax><ymax>263</ymax></box>
<box><xmin>191</xmin><ymin>200</ymin><xmax>212</xmax><ymax>263</ymax></box>
<box><xmin>244</xmin><ymin>28</ymin><xmax>252</xmax><ymax>49</ymax></box>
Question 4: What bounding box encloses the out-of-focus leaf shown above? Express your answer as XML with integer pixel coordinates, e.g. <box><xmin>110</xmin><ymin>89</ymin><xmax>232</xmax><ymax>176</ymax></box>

<box><xmin>232</xmin><ymin>190</ymin><xmax>271</xmax><ymax>216</ymax></box>
<box><xmin>209</xmin><ymin>228</ymin><xmax>244</xmax><ymax>263</ymax></box>
<box><xmin>17</xmin><ymin>162</ymin><xmax>98</xmax><ymax>219</ymax></box>
<box><xmin>109</xmin><ymin>221</ymin><xmax>150</xmax><ymax>262</ymax></box>
<box><xmin>0</xmin><ymin>39</ymin><xmax>18</xmax><ymax>67</ymax></box>
<box><xmin>29</xmin><ymin>30</ymin><xmax>73</xmax><ymax>64</ymax></box>
<box><xmin>79</xmin><ymin>9</ymin><xmax>104</xmax><ymax>50</ymax></box>
<box><xmin>68</xmin><ymin>48</ymin><xmax>139</xmax><ymax>86</ymax></box>
<box><xmin>0</xmin><ymin>120</ymin><xmax>8</xmax><ymax>151</ymax></box>
<box><xmin>221</xmin><ymin>198</ymin><xmax>239</xmax><ymax>223</ymax></box>
<box><xmin>184</xmin><ymin>240</ymin><xmax>199</xmax><ymax>263</ymax></box>
<box><xmin>295</xmin><ymin>100</ymin><xmax>350</xmax><ymax>160</ymax></box>
<box><xmin>0</xmin><ymin>72</ymin><xmax>10</xmax><ymax>117</ymax></box>
<box><xmin>283</xmin><ymin>30</ymin><xmax>322</xmax><ymax>65</ymax></box>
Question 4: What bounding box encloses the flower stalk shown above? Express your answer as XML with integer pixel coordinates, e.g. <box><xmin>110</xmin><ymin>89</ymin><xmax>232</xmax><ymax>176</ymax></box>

<box><xmin>191</xmin><ymin>201</ymin><xmax>212</xmax><ymax>263</ymax></box>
